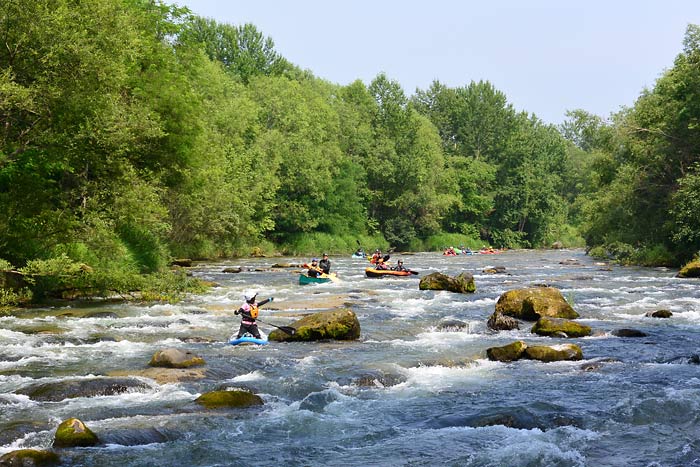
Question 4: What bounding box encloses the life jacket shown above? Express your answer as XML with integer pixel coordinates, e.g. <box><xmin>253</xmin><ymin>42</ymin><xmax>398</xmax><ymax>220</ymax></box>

<box><xmin>242</xmin><ymin>303</ymin><xmax>259</xmax><ymax>319</ymax></box>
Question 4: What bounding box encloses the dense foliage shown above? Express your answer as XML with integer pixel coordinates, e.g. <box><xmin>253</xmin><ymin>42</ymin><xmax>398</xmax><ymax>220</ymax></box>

<box><xmin>1</xmin><ymin>0</ymin><xmax>698</xmax><ymax>303</ymax></box>
<box><xmin>565</xmin><ymin>25</ymin><xmax>700</xmax><ymax>264</ymax></box>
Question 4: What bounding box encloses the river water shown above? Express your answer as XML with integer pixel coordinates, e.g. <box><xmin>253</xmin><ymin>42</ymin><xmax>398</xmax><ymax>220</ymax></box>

<box><xmin>1</xmin><ymin>249</ymin><xmax>699</xmax><ymax>466</ymax></box>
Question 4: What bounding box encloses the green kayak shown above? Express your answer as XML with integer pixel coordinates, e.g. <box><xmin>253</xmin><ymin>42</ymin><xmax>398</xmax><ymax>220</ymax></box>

<box><xmin>299</xmin><ymin>274</ymin><xmax>331</xmax><ymax>285</ymax></box>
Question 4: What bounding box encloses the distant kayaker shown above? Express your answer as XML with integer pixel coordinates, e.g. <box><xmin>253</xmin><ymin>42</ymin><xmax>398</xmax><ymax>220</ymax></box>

<box><xmin>319</xmin><ymin>253</ymin><xmax>332</xmax><ymax>274</ymax></box>
<box><xmin>234</xmin><ymin>290</ymin><xmax>273</xmax><ymax>340</ymax></box>
<box><xmin>307</xmin><ymin>258</ymin><xmax>323</xmax><ymax>277</ymax></box>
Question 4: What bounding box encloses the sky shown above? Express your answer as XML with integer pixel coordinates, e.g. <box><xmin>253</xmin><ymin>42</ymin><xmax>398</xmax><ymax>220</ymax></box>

<box><xmin>175</xmin><ymin>1</ymin><xmax>700</xmax><ymax>125</ymax></box>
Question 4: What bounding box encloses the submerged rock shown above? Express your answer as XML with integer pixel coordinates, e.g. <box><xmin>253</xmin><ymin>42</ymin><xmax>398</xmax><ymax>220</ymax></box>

<box><xmin>612</xmin><ymin>328</ymin><xmax>648</xmax><ymax>338</ymax></box>
<box><xmin>435</xmin><ymin>319</ymin><xmax>469</xmax><ymax>331</ymax></box>
<box><xmin>419</xmin><ymin>272</ymin><xmax>476</xmax><ymax>293</ymax></box>
<box><xmin>148</xmin><ymin>348</ymin><xmax>205</xmax><ymax>368</ymax></box>
<box><xmin>646</xmin><ymin>309</ymin><xmax>673</xmax><ymax>318</ymax></box>
<box><xmin>531</xmin><ymin>317</ymin><xmax>592</xmax><ymax>338</ymax></box>
<box><xmin>354</xmin><ymin>371</ymin><xmax>406</xmax><ymax>388</ymax></box>
<box><xmin>495</xmin><ymin>287</ymin><xmax>579</xmax><ymax>321</ymax></box>
<box><xmin>195</xmin><ymin>390</ymin><xmax>263</xmax><ymax>409</ymax></box>
<box><xmin>0</xmin><ymin>449</ymin><xmax>59</xmax><ymax>466</ymax></box>
<box><xmin>268</xmin><ymin>309</ymin><xmax>360</xmax><ymax>342</ymax></box>
<box><xmin>108</xmin><ymin>367</ymin><xmax>206</xmax><ymax>385</ymax></box>
<box><xmin>16</xmin><ymin>377</ymin><xmax>150</xmax><ymax>402</ymax></box>
<box><xmin>53</xmin><ymin>418</ymin><xmax>98</xmax><ymax>448</ymax></box>
<box><xmin>487</xmin><ymin>312</ymin><xmax>520</xmax><ymax>331</ymax></box>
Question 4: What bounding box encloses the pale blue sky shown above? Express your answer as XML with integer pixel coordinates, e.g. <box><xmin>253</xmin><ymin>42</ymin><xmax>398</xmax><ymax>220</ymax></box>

<box><xmin>176</xmin><ymin>0</ymin><xmax>700</xmax><ymax>125</ymax></box>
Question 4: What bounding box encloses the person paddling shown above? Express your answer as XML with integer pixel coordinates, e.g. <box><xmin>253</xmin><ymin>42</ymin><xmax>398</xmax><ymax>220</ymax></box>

<box><xmin>234</xmin><ymin>290</ymin><xmax>273</xmax><ymax>340</ymax></box>
<box><xmin>319</xmin><ymin>253</ymin><xmax>332</xmax><ymax>274</ymax></box>
<box><xmin>307</xmin><ymin>258</ymin><xmax>324</xmax><ymax>278</ymax></box>
<box><xmin>392</xmin><ymin>259</ymin><xmax>408</xmax><ymax>272</ymax></box>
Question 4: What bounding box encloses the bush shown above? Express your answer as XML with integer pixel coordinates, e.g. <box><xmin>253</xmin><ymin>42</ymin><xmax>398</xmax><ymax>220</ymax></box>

<box><xmin>632</xmin><ymin>244</ymin><xmax>677</xmax><ymax>267</ymax></box>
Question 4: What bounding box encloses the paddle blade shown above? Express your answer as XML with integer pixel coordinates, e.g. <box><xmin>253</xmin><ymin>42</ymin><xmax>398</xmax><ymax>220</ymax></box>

<box><xmin>278</xmin><ymin>326</ymin><xmax>296</xmax><ymax>335</ymax></box>
<box><xmin>410</xmin><ymin>270</ymin><xmax>419</xmax><ymax>275</ymax></box>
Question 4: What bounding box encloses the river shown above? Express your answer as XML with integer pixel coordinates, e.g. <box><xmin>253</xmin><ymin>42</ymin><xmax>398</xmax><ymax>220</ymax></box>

<box><xmin>1</xmin><ymin>249</ymin><xmax>699</xmax><ymax>466</ymax></box>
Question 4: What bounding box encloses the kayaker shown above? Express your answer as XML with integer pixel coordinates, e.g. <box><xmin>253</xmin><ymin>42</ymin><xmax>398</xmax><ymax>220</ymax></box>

<box><xmin>392</xmin><ymin>259</ymin><xmax>408</xmax><ymax>272</ymax></box>
<box><xmin>370</xmin><ymin>249</ymin><xmax>382</xmax><ymax>264</ymax></box>
<box><xmin>234</xmin><ymin>290</ymin><xmax>273</xmax><ymax>339</ymax></box>
<box><xmin>307</xmin><ymin>258</ymin><xmax>323</xmax><ymax>277</ymax></box>
<box><xmin>375</xmin><ymin>258</ymin><xmax>389</xmax><ymax>270</ymax></box>
<box><xmin>319</xmin><ymin>253</ymin><xmax>332</xmax><ymax>274</ymax></box>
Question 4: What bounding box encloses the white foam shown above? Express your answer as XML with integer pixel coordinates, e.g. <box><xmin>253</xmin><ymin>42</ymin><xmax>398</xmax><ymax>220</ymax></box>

<box><xmin>231</xmin><ymin>370</ymin><xmax>266</xmax><ymax>383</ymax></box>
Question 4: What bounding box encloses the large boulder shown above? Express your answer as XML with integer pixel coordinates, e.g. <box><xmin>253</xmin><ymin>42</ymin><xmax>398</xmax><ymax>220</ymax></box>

<box><xmin>268</xmin><ymin>309</ymin><xmax>360</xmax><ymax>342</ymax></box>
<box><xmin>486</xmin><ymin>341</ymin><xmax>527</xmax><ymax>362</ymax></box>
<box><xmin>148</xmin><ymin>348</ymin><xmax>205</xmax><ymax>368</ymax></box>
<box><xmin>487</xmin><ymin>312</ymin><xmax>520</xmax><ymax>331</ymax></box>
<box><xmin>419</xmin><ymin>272</ymin><xmax>476</xmax><ymax>293</ymax></box>
<box><xmin>495</xmin><ymin>287</ymin><xmax>578</xmax><ymax>321</ymax></box>
<box><xmin>531</xmin><ymin>317</ymin><xmax>592</xmax><ymax>338</ymax></box>
<box><xmin>0</xmin><ymin>449</ymin><xmax>59</xmax><ymax>466</ymax></box>
<box><xmin>52</xmin><ymin>418</ymin><xmax>98</xmax><ymax>448</ymax></box>
<box><xmin>195</xmin><ymin>390</ymin><xmax>263</xmax><ymax>409</ymax></box>
<box><xmin>16</xmin><ymin>377</ymin><xmax>150</xmax><ymax>402</ymax></box>
<box><xmin>677</xmin><ymin>260</ymin><xmax>700</xmax><ymax>278</ymax></box>
<box><xmin>524</xmin><ymin>344</ymin><xmax>583</xmax><ymax>362</ymax></box>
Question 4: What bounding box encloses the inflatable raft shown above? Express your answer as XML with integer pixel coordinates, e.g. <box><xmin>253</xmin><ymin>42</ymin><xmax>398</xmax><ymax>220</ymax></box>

<box><xmin>365</xmin><ymin>268</ymin><xmax>414</xmax><ymax>278</ymax></box>
<box><xmin>229</xmin><ymin>335</ymin><xmax>268</xmax><ymax>346</ymax></box>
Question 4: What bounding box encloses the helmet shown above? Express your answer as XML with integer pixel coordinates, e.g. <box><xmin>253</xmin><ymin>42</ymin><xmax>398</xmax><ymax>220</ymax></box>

<box><xmin>398</xmin><ymin>260</ymin><xmax>403</xmax><ymax>263</ymax></box>
<box><xmin>312</xmin><ymin>258</ymin><xmax>318</xmax><ymax>262</ymax></box>
<box><xmin>322</xmin><ymin>253</ymin><xmax>328</xmax><ymax>257</ymax></box>
<box><xmin>243</xmin><ymin>290</ymin><xmax>257</xmax><ymax>301</ymax></box>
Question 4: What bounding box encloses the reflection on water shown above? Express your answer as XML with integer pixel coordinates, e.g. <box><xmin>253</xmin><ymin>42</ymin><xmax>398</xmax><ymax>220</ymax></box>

<box><xmin>1</xmin><ymin>249</ymin><xmax>700</xmax><ymax>466</ymax></box>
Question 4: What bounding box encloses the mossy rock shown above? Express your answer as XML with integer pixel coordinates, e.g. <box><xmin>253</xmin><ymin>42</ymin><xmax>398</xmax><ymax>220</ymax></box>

<box><xmin>148</xmin><ymin>348</ymin><xmax>205</xmax><ymax>368</ymax></box>
<box><xmin>531</xmin><ymin>317</ymin><xmax>592</xmax><ymax>338</ymax></box>
<box><xmin>419</xmin><ymin>272</ymin><xmax>476</xmax><ymax>293</ymax></box>
<box><xmin>195</xmin><ymin>390</ymin><xmax>263</xmax><ymax>409</ymax></box>
<box><xmin>268</xmin><ymin>309</ymin><xmax>360</xmax><ymax>342</ymax></box>
<box><xmin>0</xmin><ymin>449</ymin><xmax>59</xmax><ymax>466</ymax></box>
<box><xmin>495</xmin><ymin>287</ymin><xmax>579</xmax><ymax>321</ymax></box>
<box><xmin>524</xmin><ymin>344</ymin><xmax>583</xmax><ymax>362</ymax></box>
<box><xmin>53</xmin><ymin>418</ymin><xmax>99</xmax><ymax>448</ymax></box>
<box><xmin>486</xmin><ymin>340</ymin><xmax>527</xmax><ymax>362</ymax></box>
<box><xmin>677</xmin><ymin>260</ymin><xmax>700</xmax><ymax>278</ymax></box>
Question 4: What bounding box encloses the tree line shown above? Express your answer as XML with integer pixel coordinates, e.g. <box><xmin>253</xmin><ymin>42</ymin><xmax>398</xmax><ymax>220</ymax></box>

<box><xmin>1</xmin><ymin>0</ymin><xmax>698</xmax><ymax>300</ymax></box>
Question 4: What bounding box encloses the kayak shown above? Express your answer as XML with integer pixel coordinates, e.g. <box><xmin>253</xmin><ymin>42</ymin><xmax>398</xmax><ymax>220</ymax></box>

<box><xmin>351</xmin><ymin>254</ymin><xmax>366</xmax><ymax>259</ymax></box>
<box><xmin>229</xmin><ymin>336</ymin><xmax>268</xmax><ymax>346</ymax></box>
<box><xmin>365</xmin><ymin>268</ymin><xmax>414</xmax><ymax>278</ymax></box>
<box><xmin>299</xmin><ymin>274</ymin><xmax>331</xmax><ymax>285</ymax></box>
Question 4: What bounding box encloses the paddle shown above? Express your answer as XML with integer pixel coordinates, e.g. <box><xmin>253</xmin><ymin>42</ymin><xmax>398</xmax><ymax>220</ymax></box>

<box><xmin>255</xmin><ymin>318</ymin><xmax>296</xmax><ymax>336</ymax></box>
